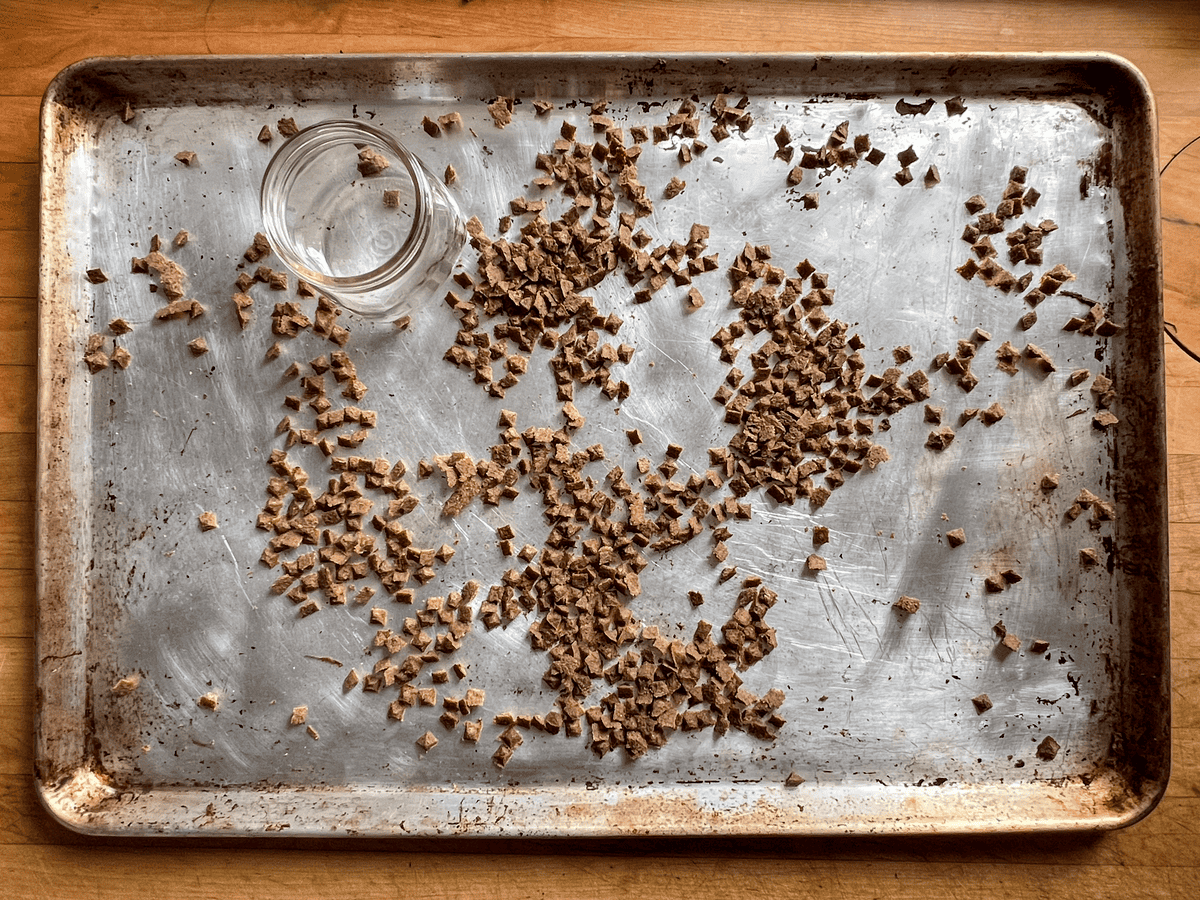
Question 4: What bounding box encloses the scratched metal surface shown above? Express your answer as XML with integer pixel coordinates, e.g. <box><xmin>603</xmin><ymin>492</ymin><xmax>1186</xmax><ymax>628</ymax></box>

<box><xmin>35</xmin><ymin>54</ymin><xmax>1168</xmax><ymax>835</ymax></box>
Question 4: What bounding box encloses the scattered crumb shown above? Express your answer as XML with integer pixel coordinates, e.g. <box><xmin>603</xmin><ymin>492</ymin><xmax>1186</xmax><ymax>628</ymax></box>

<box><xmin>198</xmin><ymin>511</ymin><xmax>218</xmax><ymax>531</ymax></box>
<box><xmin>111</xmin><ymin>674</ymin><xmax>140</xmax><ymax>696</ymax></box>
<box><xmin>197</xmin><ymin>692</ymin><xmax>219</xmax><ymax>710</ymax></box>
<box><xmin>290</xmin><ymin>705</ymin><xmax>308</xmax><ymax>725</ymax></box>
<box><xmin>893</xmin><ymin>596</ymin><xmax>921</xmax><ymax>614</ymax></box>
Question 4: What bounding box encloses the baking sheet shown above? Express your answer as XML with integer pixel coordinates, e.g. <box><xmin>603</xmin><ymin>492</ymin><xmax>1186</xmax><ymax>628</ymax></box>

<box><xmin>36</xmin><ymin>53</ymin><xmax>1168</xmax><ymax>835</ymax></box>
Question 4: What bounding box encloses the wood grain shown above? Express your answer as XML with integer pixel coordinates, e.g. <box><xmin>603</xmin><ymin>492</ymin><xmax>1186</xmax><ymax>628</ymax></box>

<box><xmin>0</xmin><ymin>568</ymin><xmax>35</xmax><ymax>638</ymax></box>
<box><xmin>0</xmin><ymin>230</ymin><xmax>36</xmax><ymax>299</ymax></box>
<box><xmin>1173</xmin><ymin>523</ymin><xmax>1200</xmax><ymax>595</ymax></box>
<box><xmin>0</xmin><ymin>97</ymin><xmax>39</xmax><ymax>166</ymax></box>
<box><xmin>1172</xmin><ymin>455</ymin><xmax>1200</xmax><ymax>524</ymax></box>
<box><xmin>0</xmin><ymin>367</ymin><xmax>34</xmax><ymax>434</ymax></box>
<box><xmin>0</xmin><ymin>164</ymin><xmax>37</xmax><ymax>234</ymax></box>
<box><xmin>0</xmin><ymin>502</ymin><xmax>33</xmax><ymax>571</ymax></box>
<box><xmin>1167</xmin><ymin>386</ymin><xmax>1200</xmax><ymax>457</ymax></box>
<box><xmin>0</xmin><ymin>842</ymin><xmax>1192</xmax><ymax>900</ymax></box>
<box><xmin>2</xmin><ymin>0</ymin><xmax>1200</xmax><ymax>896</ymax></box>
<box><xmin>0</xmin><ymin>433</ymin><xmax>34</xmax><ymax>504</ymax></box>
<box><xmin>0</xmin><ymin>297</ymin><xmax>35</xmax><ymax>370</ymax></box>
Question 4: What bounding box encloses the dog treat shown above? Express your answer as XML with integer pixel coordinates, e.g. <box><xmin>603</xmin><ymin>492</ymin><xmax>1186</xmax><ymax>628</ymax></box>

<box><xmin>487</xmin><ymin>96</ymin><xmax>514</xmax><ymax>128</ymax></box>
<box><xmin>174</xmin><ymin>150</ymin><xmax>198</xmax><ymax>166</ymax></box>
<box><xmin>357</xmin><ymin>147</ymin><xmax>390</xmax><ymax>176</ymax></box>
<box><xmin>197</xmin><ymin>692</ymin><xmax>219</xmax><ymax>710</ymax></box>
<box><xmin>111</xmin><ymin>674</ymin><xmax>141</xmax><ymax>696</ymax></box>
<box><xmin>946</xmin><ymin>528</ymin><xmax>966</xmax><ymax>547</ymax></box>
<box><xmin>1036</xmin><ymin>736</ymin><xmax>1060</xmax><ymax>761</ymax></box>
<box><xmin>893</xmin><ymin>596</ymin><xmax>921</xmax><ymax>614</ymax></box>
<box><xmin>971</xmin><ymin>694</ymin><xmax>993</xmax><ymax>713</ymax></box>
<box><xmin>198</xmin><ymin>511</ymin><xmax>218</xmax><ymax>531</ymax></box>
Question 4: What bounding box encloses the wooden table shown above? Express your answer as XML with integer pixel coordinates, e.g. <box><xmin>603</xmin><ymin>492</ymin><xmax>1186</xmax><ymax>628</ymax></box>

<box><xmin>2</xmin><ymin>1</ymin><xmax>1197</xmax><ymax>896</ymax></box>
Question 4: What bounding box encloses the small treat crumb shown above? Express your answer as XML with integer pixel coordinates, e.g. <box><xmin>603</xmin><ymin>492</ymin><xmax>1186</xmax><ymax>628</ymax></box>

<box><xmin>110</xmin><ymin>347</ymin><xmax>132</xmax><ymax>370</ymax></box>
<box><xmin>805</xmin><ymin>554</ymin><xmax>827</xmax><ymax>573</ymax></box>
<box><xmin>1079</xmin><ymin>547</ymin><xmax>1101</xmax><ymax>567</ymax></box>
<box><xmin>813</xmin><ymin>526</ymin><xmax>830</xmax><ymax>547</ymax></box>
<box><xmin>487</xmin><ymin>96</ymin><xmax>514</xmax><ymax>129</ymax></box>
<box><xmin>197</xmin><ymin>692</ymin><xmax>219</xmax><ymax>710</ymax></box>
<box><xmin>664</xmin><ymin>176</ymin><xmax>686</xmax><ymax>199</ymax></box>
<box><xmin>784</xmin><ymin>772</ymin><xmax>805</xmax><ymax>787</ymax></box>
<box><xmin>893</xmin><ymin>595</ymin><xmax>921</xmax><ymax>614</ymax></box>
<box><xmin>357</xmin><ymin>146</ymin><xmax>390</xmax><ymax>176</ymax></box>
<box><xmin>306</xmin><ymin>725</ymin><xmax>319</xmax><ymax>740</ymax></box>
<box><xmin>111</xmin><ymin>674</ymin><xmax>141</xmax><ymax>696</ymax></box>
<box><xmin>946</xmin><ymin>528</ymin><xmax>966</xmax><ymax>547</ymax></box>
<box><xmin>444</xmin><ymin>164</ymin><xmax>457</xmax><ymax>185</ymax></box>
<box><xmin>1036</xmin><ymin>736</ymin><xmax>1060</xmax><ymax>761</ymax></box>
<box><xmin>1000</xmin><ymin>633</ymin><xmax>1021</xmax><ymax>653</ymax></box>
<box><xmin>1029</xmin><ymin>639</ymin><xmax>1050</xmax><ymax>654</ymax></box>
<box><xmin>1040</xmin><ymin>473</ymin><xmax>1060</xmax><ymax>491</ymax></box>
<box><xmin>972</xmin><ymin>694</ymin><xmax>993</xmax><ymax>714</ymax></box>
<box><xmin>463</xmin><ymin>719</ymin><xmax>483</xmax><ymax>742</ymax></box>
<box><xmin>416</xmin><ymin>731</ymin><xmax>439</xmax><ymax>751</ymax></box>
<box><xmin>86</xmin><ymin>268</ymin><xmax>109</xmax><ymax>284</ymax></box>
<box><xmin>343</xmin><ymin>669</ymin><xmax>360</xmax><ymax>691</ymax></box>
<box><xmin>198</xmin><ymin>511</ymin><xmax>218</xmax><ymax>531</ymax></box>
<box><xmin>383</xmin><ymin>189</ymin><xmax>401</xmax><ymax>208</ymax></box>
<box><xmin>290</xmin><ymin>706</ymin><xmax>308</xmax><ymax>726</ymax></box>
<box><xmin>188</xmin><ymin>337</ymin><xmax>209</xmax><ymax>356</ymax></box>
<box><xmin>277</xmin><ymin>117</ymin><xmax>299</xmax><ymax>137</ymax></box>
<box><xmin>173</xmin><ymin>229</ymin><xmax>190</xmax><ymax>248</ymax></box>
<box><xmin>109</xmin><ymin>318</ymin><xmax>133</xmax><ymax>335</ymax></box>
<box><xmin>257</xmin><ymin>125</ymin><xmax>272</xmax><ymax>143</ymax></box>
<box><xmin>174</xmin><ymin>150</ymin><xmax>198</xmax><ymax>166</ymax></box>
<box><xmin>980</xmin><ymin>402</ymin><xmax>1006</xmax><ymax>425</ymax></box>
<box><xmin>687</xmin><ymin>590</ymin><xmax>705</xmax><ymax>607</ymax></box>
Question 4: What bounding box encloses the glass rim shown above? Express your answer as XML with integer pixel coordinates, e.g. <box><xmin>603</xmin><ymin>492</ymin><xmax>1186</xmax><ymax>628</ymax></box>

<box><xmin>259</xmin><ymin>118</ymin><xmax>431</xmax><ymax>294</ymax></box>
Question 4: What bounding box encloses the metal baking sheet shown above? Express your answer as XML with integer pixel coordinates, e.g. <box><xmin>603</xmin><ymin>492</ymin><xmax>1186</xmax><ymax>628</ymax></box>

<box><xmin>36</xmin><ymin>53</ymin><xmax>1168</xmax><ymax>836</ymax></box>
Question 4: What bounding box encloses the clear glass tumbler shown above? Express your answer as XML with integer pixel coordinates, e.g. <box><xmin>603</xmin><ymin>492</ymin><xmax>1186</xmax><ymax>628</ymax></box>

<box><xmin>260</xmin><ymin>119</ymin><xmax>466</xmax><ymax>318</ymax></box>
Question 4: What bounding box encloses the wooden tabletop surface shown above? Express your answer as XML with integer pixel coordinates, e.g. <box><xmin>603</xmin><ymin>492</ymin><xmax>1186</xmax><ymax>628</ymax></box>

<box><xmin>2</xmin><ymin>1</ymin><xmax>1198</xmax><ymax>896</ymax></box>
